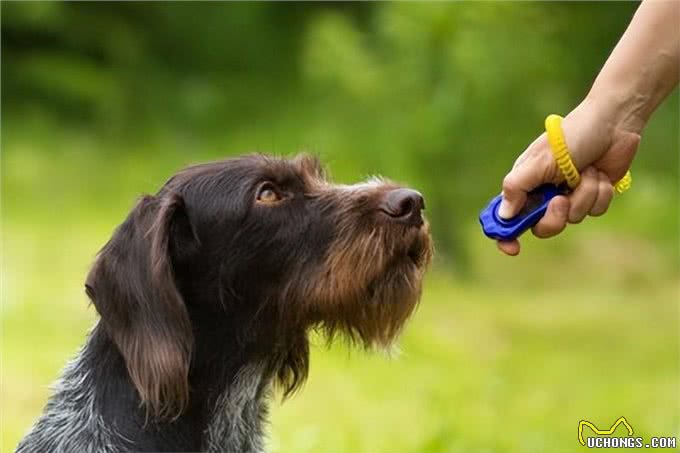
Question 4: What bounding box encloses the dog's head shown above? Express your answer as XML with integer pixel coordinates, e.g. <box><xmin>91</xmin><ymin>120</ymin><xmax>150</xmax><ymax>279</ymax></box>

<box><xmin>86</xmin><ymin>154</ymin><xmax>432</xmax><ymax>418</ymax></box>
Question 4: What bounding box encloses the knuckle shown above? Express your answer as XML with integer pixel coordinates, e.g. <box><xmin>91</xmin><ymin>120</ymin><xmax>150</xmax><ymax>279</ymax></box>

<box><xmin>587</xmin><ymin>173</ymin><xmax>599</xmax><ymax>188</ymax></box>
<box><xmin>590</xmin><ymin>185</ymin><xmax>613</xmax><ymax>217</ymax></box>
<box><xmin>581</xmin><ymin>173</ymin><xmax>598</xmax><ymax>191</ymax></box>
<box><xmin>584</xmin><ymin>166</ymin><xmax>598</xmax><ymax>177</ymax></box>
<box><xmin>600</xmin><ymin>182</ymin><xmax>614</xmax><ymax>201</ymax></box>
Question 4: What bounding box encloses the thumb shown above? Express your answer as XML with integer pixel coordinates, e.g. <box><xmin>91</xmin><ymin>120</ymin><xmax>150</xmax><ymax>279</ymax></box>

<box><xmin>498</xmin><ymin>173</ymin><xmax>528</xmax><ymax>219</ymax></box>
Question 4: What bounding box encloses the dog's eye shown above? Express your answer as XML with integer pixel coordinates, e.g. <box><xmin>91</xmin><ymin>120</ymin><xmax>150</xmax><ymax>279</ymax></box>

<box><xmin>256</xmin><ymin>182</ymin><xmax>282</xmax><ymax>204</ymax></box>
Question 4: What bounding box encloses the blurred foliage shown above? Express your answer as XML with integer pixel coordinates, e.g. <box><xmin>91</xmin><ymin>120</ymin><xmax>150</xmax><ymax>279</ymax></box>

<box><xmin>2</xmin><ymin>2</ymin><xmax>678</xmax><ymax>453</ymax></box>
<box><xmin>4</xmin><ymin>1</ymin><xmax>677</xmax><ymax>263</ymax></box>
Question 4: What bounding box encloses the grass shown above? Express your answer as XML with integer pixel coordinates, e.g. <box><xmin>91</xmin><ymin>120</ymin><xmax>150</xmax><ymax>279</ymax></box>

<box><xmin>269</xmin><ymin>276</ymin><xmax>678</xmax><ymax>453</ymax></box>
<box><xmin>2</xmin><ymin>145</ymin><xmax>679</xmax><ymax>452</ymax></box>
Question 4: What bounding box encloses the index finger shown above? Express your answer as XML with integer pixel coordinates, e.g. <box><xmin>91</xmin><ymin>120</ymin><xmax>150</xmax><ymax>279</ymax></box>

<box><xmin>498</xmin><ymin>134</ymin><xmax>561</xmax><ymax>219</ymax></box>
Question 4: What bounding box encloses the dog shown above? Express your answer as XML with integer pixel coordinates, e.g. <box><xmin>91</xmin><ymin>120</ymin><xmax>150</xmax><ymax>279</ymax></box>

<box><xmin>17</xmin><ymin>154</ymin><xmax>432</xmax><ymax>453</ymax></box>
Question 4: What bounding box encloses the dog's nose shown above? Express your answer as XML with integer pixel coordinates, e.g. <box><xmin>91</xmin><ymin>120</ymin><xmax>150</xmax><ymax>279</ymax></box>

<box><xmin>380</xmin><ymin>188</ymin><xmax>425</xmax><ymax>225</ymax></box>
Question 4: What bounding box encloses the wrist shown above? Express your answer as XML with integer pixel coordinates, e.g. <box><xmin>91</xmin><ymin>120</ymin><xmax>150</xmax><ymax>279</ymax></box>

<box><xmin>584</xmin><ymin>84</ymin><xmax>648</xmax><ymax>135</ymax></box>
<box><xmin>586</xmin><ymin>71</ymin><xmax>657</xmax><ymax>134</ymax></box>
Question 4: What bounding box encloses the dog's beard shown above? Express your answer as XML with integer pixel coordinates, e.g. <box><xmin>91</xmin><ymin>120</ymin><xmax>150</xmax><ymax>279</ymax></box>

<box><xmin>302</xmin><ymin>222</ymin><xmax>433</xmax><ymax>349</ymax></box>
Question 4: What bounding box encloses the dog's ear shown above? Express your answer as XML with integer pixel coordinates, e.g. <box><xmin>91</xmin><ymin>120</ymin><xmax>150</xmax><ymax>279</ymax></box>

<box><xmin>85</xmin><ymin>192</ymin><xmax>195</xmax><ymax>419</ymax></box>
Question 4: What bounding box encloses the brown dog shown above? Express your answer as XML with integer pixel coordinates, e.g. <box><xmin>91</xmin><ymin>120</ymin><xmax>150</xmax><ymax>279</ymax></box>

<box><xmin>18</xmin><ymin>154</ymin><xmax>432</xmax><ymax>453</ymax></box>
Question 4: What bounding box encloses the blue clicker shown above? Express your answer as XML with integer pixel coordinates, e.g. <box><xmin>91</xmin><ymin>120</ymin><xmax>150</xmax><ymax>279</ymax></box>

<box><xmin>479</xmin><ymin>184</ymin><xmax>562</xmax><ymax>241</ymax></box>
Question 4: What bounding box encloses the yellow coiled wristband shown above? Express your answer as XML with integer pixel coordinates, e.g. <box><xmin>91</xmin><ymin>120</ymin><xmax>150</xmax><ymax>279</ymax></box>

<box><xmin>544</xmin><ymin>114</ymin><xmax>632</xmax><ymax>194</ymax></box>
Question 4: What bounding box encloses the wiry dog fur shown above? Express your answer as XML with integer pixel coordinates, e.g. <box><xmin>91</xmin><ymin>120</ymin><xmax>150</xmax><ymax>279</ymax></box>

<box><xmin>17</xmin><ymin>154</ymin><xmax>432</xmax><ymax>453</ymax></box>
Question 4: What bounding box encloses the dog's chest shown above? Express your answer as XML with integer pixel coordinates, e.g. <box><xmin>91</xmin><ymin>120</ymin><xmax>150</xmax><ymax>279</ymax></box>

<box><xmin>203</xmin><ymin>363</ymin><xmax>270</xmax><ymax>453</ymax></box>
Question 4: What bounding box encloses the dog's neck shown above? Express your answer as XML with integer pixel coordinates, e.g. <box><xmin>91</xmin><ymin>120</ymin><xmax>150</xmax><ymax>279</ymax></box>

<box><xmin>18</xmin><ymin>321</ymin><xmax>278</xmax><ymax>453</ymax></box>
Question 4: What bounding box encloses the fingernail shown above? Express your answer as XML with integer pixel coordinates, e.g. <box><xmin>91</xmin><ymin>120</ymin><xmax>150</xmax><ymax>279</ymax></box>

<box><xmin>498</xmin><ymin>199</ymin><xmax>512</xmax><ymax>219</ymax></box>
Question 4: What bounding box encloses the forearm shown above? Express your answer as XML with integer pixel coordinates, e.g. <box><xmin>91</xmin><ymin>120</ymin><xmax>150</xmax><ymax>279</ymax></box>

<box><xmin>587</xmin><ymin>0</ymin><xmax>680</xmax><ymax>133</ymax></box>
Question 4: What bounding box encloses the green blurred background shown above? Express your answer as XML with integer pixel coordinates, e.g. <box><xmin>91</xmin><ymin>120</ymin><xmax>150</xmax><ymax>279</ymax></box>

<box><xmin>2</xmin><ymin>2</ymin><xmax>678</xmax><ymax>452</ymax></box>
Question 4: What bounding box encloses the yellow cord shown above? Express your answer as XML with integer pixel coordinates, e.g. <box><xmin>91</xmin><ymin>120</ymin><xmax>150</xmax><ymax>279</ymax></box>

<box><xmin>544</xmin><ymin>114</ymin><xmax>632</xmax><ymax>194</ymax></box>
<box><xmin>614</xmin><ymin>170</ymin><xmax>632</xmax><ymax>194</ymax></box>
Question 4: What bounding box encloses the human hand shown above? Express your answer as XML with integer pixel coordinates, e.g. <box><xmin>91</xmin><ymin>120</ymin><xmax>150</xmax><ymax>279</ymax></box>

<box><xmin>497</xmin><ymin>98</ymin><xmax>640</xmax><ymax>256</ymax></box>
